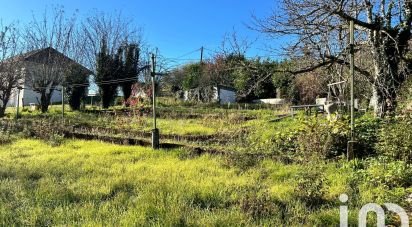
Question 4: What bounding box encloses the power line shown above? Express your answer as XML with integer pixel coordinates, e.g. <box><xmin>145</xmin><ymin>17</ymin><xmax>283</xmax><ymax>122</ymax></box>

<box><xmin>163</xmin><ymin>58</ymin><xmax>210</xmax><ymax>61</ymax></box>
<box><xmin>69</xmin><ymin>77</ymin><xmax>140</xmax><ymax>87</ymax></box>
<box><xmin>18</xmin><ymin>47</ymin><xmax>296</xmax><ymax>91</ymax></box>
<box><xmin>21</xmin><ymin>77</ymin><xmax>141</xmax><ymax>90</ymax></box>
<box><xmin>168</xmin><ymin>48</ymin><xmax>201</xmax><ymax>60</ymax></box>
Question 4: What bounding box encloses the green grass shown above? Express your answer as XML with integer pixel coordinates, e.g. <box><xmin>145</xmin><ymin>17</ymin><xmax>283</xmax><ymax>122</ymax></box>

<box><xmin>6</xmin><ymin>101</ymin><xmax>287</xmax><ymax>140</ymax></box>
<box><xmin>0</xmin><ymin>139</ymin><xmax>408</xmax><ymax>225</ymax></box>
<box><xmin>148</xmin><ymin>118</ymin><xmax>217</xmax><ymax>135</ymax></box>
<box><xmin>0</xmin><ymin>139</ymin><xmax>252</xmax><ymax>226</ymax></box>
<box><xmin>2</xmin><ymin>100</ymin><xmax>411</xmax><ymax>225</ymax></box>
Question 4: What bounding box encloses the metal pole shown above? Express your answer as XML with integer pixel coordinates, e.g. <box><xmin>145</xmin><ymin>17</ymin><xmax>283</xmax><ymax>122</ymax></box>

<box><xmin>151</xmin><ymin>53</ymin><xmax>159</xmax><ymax>149</ymax></box>
<box><xmin>200</xmin><ymin>46</ymin><xmax>204</xmax><ymax>64</ymax></box>
<box><xmin>350</xmin><ymin>20</ymin><xmax>355</xmax><ymax>140</ymax></box>
<box><xmin>152</xmin><ymin>54</ymin><xmax>157</xmax><ymax>129</ymax></box>
<box><xmin>347</xmin><ymin>20</ymin><xmax>356</xmax><ymax>160</ymax></box>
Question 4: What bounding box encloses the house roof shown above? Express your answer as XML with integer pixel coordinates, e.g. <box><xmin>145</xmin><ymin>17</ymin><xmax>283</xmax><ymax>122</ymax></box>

<box><xmin>4</xmin><ymin>47</ymin><xmax>93</xmax><ymax>75</ymax></box>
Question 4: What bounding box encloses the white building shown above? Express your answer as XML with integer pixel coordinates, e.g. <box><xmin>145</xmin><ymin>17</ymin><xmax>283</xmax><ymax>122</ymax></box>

<box><xmin>7</xmin><ymin>86</ymin><xmax>63</xmax><ymax>107</ymax></box>
<box><xmin>214</xmin><ymin>85</ymin><xmax>237</xmax><ymax>104</ymax></box>
<box><xmin>4</xmin><ymin>47</ymin><xmax>91</xmax><ymax>108</ymax></box>
<box><xmin>184</xmin><ymin>85</ymin><xmax>237</xmax><ymax>104</ymax></box>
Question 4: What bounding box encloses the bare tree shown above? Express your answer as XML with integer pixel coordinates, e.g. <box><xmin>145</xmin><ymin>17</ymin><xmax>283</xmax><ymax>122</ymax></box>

<box><xmin>219</xmin><ymin>29</ymin><xmax>255</xmax><ymax>58</ymax></box>
<box><xmin>0</xmin><ymin>22</ymin><xmax>23</xmax><ymax>117</ymax></box>
<box><xmin>81</xmin><ymin>11</ymin><xmax>143</xmax><ymax>72</ymax></box>
<box><xmin>23</xmin><ymin>6</ymin><xmax>77</xmax><ymax>113</ymax></box>
<box><xmin>254</xmin><ymin>0</ymin><xmax>412</xmax><ymax>116</ymax></box>
<box><xmin>81</xmin><ymin>11</ymin><xmax>144</xmax><ymax>107</ymax></box>
<box><xmin>203</xmin><ymin>54</ymin><xmax>235</xmax><ymax>87</ymax></box>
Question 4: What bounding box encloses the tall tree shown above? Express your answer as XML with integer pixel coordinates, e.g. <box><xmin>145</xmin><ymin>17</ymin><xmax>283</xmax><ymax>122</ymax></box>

<box><xmin>81</xmin><ymin>12</ymin><xmax>142</xmax><ymax>76</ymax></box>
<box><xmin>96</xmin><ymin>39</ymin><xmax>118</xmax><ymax>109</ymax></box>
<box><xmin>202</xmin><ymin>54</ymin><xmax>236</xmax><ymax>88</ymax></box>
<box><xmin>121</xmin><ymin>44</ymin><xmax>140</xmax><ymax>105</ymax></box>
<box><xmin>81</xmin><ymin>11</ymin><xmax>144</xmax><ymax>108</ymax></box>
<box><xmin>182</xmin><ymin>63</ymin><xmax>202</xmax><ymax>90</ymax></box>
<box><xmin>64</xmin><ymin>13</ymin><xmax>93</xmax><ymax>111</ymax></box>
<box><xmin>24</xmin><ymin>6</ymin><xmax>77</xmax><ymax>113</ymax></box>
<box><xmin>0</xmin><ymin>22</ymin><xmax>22</xmax><ymax>117</ymax></box>
<box><xmin>254</xmin><ymin>0</ymin><xmax>412</xmax><ymax>116</ymax></box>
<box><xmin>64</xmin><ymin>65</ymin><xmax>89</xmax><ymax>111</ymax></box>
<box><xmin>233</xmin><ymin>58</ymin><xmax>277</xmax><ymax>101</ymax></box>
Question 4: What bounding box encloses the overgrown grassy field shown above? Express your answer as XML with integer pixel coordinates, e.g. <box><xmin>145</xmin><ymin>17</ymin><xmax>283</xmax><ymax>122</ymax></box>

<box><xmin>0</xmin><ymin>139</ymin><xmax>410</xmax><ymax>225</ymax></box>
<box><xmin>1</xmin><ymin>101</ymin><xmax>412</xmax><ymax>225</ymax></box>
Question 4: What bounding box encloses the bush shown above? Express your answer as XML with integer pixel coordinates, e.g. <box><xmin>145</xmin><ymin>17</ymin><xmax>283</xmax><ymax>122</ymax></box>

<box><xmin>0</xmin><ymin>133</ymin><xmax>13</xmax><ymax>145</ymax></box>
<box><xmin>343</xmin><ymin>157</ymin><xmax>412</xmax><ymax>211</ymax></box>
<box><xmin>360</xmin><ymin>157</ymin><xmax>412</xmax><ymax>188</ymax></box>
<box><xmin>271</xmin><ymin>129</ymin><xmax>300</xmax><ymax>157</ymax></box>
<box><xmin>247</xmin><ymin>115</ymin><xmax>377</xmax><ymax>162</ymax></box>
<box><xmin>354</xmin><ymin>114</ymin><xmax>381</xmax><ymax>157</ymax></box>
<box><xmin>246</xmin><ymin>118</ymin><xmax>300</xmax><ymax>158</ymax></box>
<box><xmin>222</xmin><ymin>153</ymin><xmax>263</xmax><ymax>171</ymax></box>
<box><xmin>376</xmin><ymin>116</ymin><xmax>412</xmax><ymax>162</ymax></box>
<box><xmin>297</xmin><ymin>117</ymin><xmax>349</xmax><ymax>160</ymax></box>
<box><xmin>396</xmin><ymin>77</ymin><xmax>412</xmax><ymax>113</ymax></box>
<box><xmin>296</xmin><ymin>114</ymin><xmax>380</xmax><ymax>161</ymax></box>
<box><xmin>17</xmin><ymin>120</ymin><xmax>66</xmax><ymax>147</ymax></box>
<box><xmin>48</xmin><ymin>133</ymin><xmax>65</xmax><ymax>147</ymax></box>
<box><xmin>241</xmin><ymin>190</ymin><xmax>281</xmax><ymax>220</ymax></box>
<box><xmin>294</xmin><ymin>168</ymin><xmax>329</xmax><ymax>208</ymax></box>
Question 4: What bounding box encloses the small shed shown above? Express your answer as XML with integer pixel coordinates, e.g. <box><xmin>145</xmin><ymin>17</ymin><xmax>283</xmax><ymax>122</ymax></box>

<box><xmin>215</xmin><ymin>85</ymin><xmax>236</xmax><ymax>104</ymax></box>
<box><xmin>183</xmin><ymin>85</ymin><xmax>237</xmax><ymax>104</ymax></box>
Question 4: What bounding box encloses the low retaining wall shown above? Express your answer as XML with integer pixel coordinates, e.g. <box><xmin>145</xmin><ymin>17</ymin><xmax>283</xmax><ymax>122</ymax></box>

<box><xmin>252</xmin><ymin>98</ymin><xmax>286</xmax><ymax>105</ymax></box>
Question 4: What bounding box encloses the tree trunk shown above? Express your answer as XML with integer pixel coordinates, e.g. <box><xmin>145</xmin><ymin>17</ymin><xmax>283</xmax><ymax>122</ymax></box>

<box><xmin>122</xmin><ymin>83</ymin><xmax>133</xmax><ymax>107</ymax></box>
<box><xmin>68</xmin><ymin>87</ymin><xmax>86</xmax><ymax>111</ymax></box>
<box><xmin>370</xmin><ymin>86</ymin><xmax>379</xmax><ymax>115</ymax></box>
<box><xmin>40</xmin><ymin>91</ymin><xmax>52</xmax><ymax>113</ymax></box>
<box><xmin>0</xmin><ymin>92</ymin><xmax>12</xmax><ymax>117</ymax></box>
<box><xmin>368</xmin><ymin>29</ymin><xmax>405</xmax><ymax>117</ymax></box>
<box><xmin>0</xmin><ymin>106</ymin><xmax>6</xmax><ymax>118</ymax></box>
<box><xmin>101</xmin><ymin>90</ymin><xmax>111</xmax><ymax>109</ymax></box>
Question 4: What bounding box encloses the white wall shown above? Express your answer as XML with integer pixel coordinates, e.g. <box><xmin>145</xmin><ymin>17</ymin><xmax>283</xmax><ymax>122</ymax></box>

<box><xmin>7</xmin><ymin>87</ymin><xmax>62</xmax><ymax>107</ymax></box>
<box><xmin>253</xmin><ymin>98</ymin><xmax>285</xmax><ymax>105</ymax></box>
<box><xmin>6</xmin><ymin>88</ymin><xmax>24</xmax><ymax>107</ymax></box>
<box><xmin>22</xmin><ymin>88</ymin><xmax>62</xmax><ymax>106</ymax></box>
<box><xmin>183</xmin><ymin>90</ymin><xmax>189</xmax><ymax>101</ymax></box>
<box><xmin>316</xmin><ymin>98</ymin><xmax>327</xmax><ymax>105</ymax></box>
<box><xmin>218</xmin><ymin>88</ymin><xmax>236</xmax><ymax>104</ymax></box>
<box><xmin>183</xmin><ymin>87</ymin><xmax>237</xmax><ymax>104</ymax></box>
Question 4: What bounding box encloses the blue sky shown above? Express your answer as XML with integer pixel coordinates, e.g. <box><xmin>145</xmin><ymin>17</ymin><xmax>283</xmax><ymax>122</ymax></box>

<box><xmin>0</xmin><ymin>0</ymin><xmax>283</xmax><ymax>64</ymax></box>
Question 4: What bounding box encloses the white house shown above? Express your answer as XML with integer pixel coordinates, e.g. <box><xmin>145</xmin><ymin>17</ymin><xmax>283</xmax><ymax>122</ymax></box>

<box><xmin>7</xmin><ymin>86</ymin><xmax>63</xmax><ymax>108</ymax></box>
<box><xmin>4</xmin><ymin>47</ymin><xmax>91</xmax><ymax>108</ymax></box>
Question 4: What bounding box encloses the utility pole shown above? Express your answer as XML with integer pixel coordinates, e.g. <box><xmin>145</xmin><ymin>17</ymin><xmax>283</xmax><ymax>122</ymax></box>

<box><xmin>347</xmin><ymin>20</ymin><xmax>356</xmax><ymax>160</ymax></box>
<box><xmin>151</xmin><ymin>53</ymin><xmax>160</xmax><ymax>149</ymax></box>
<box><xmin>200</xmin><ymin>46</ymin><xmax>204</xmax><ymax>64</ymax></box>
